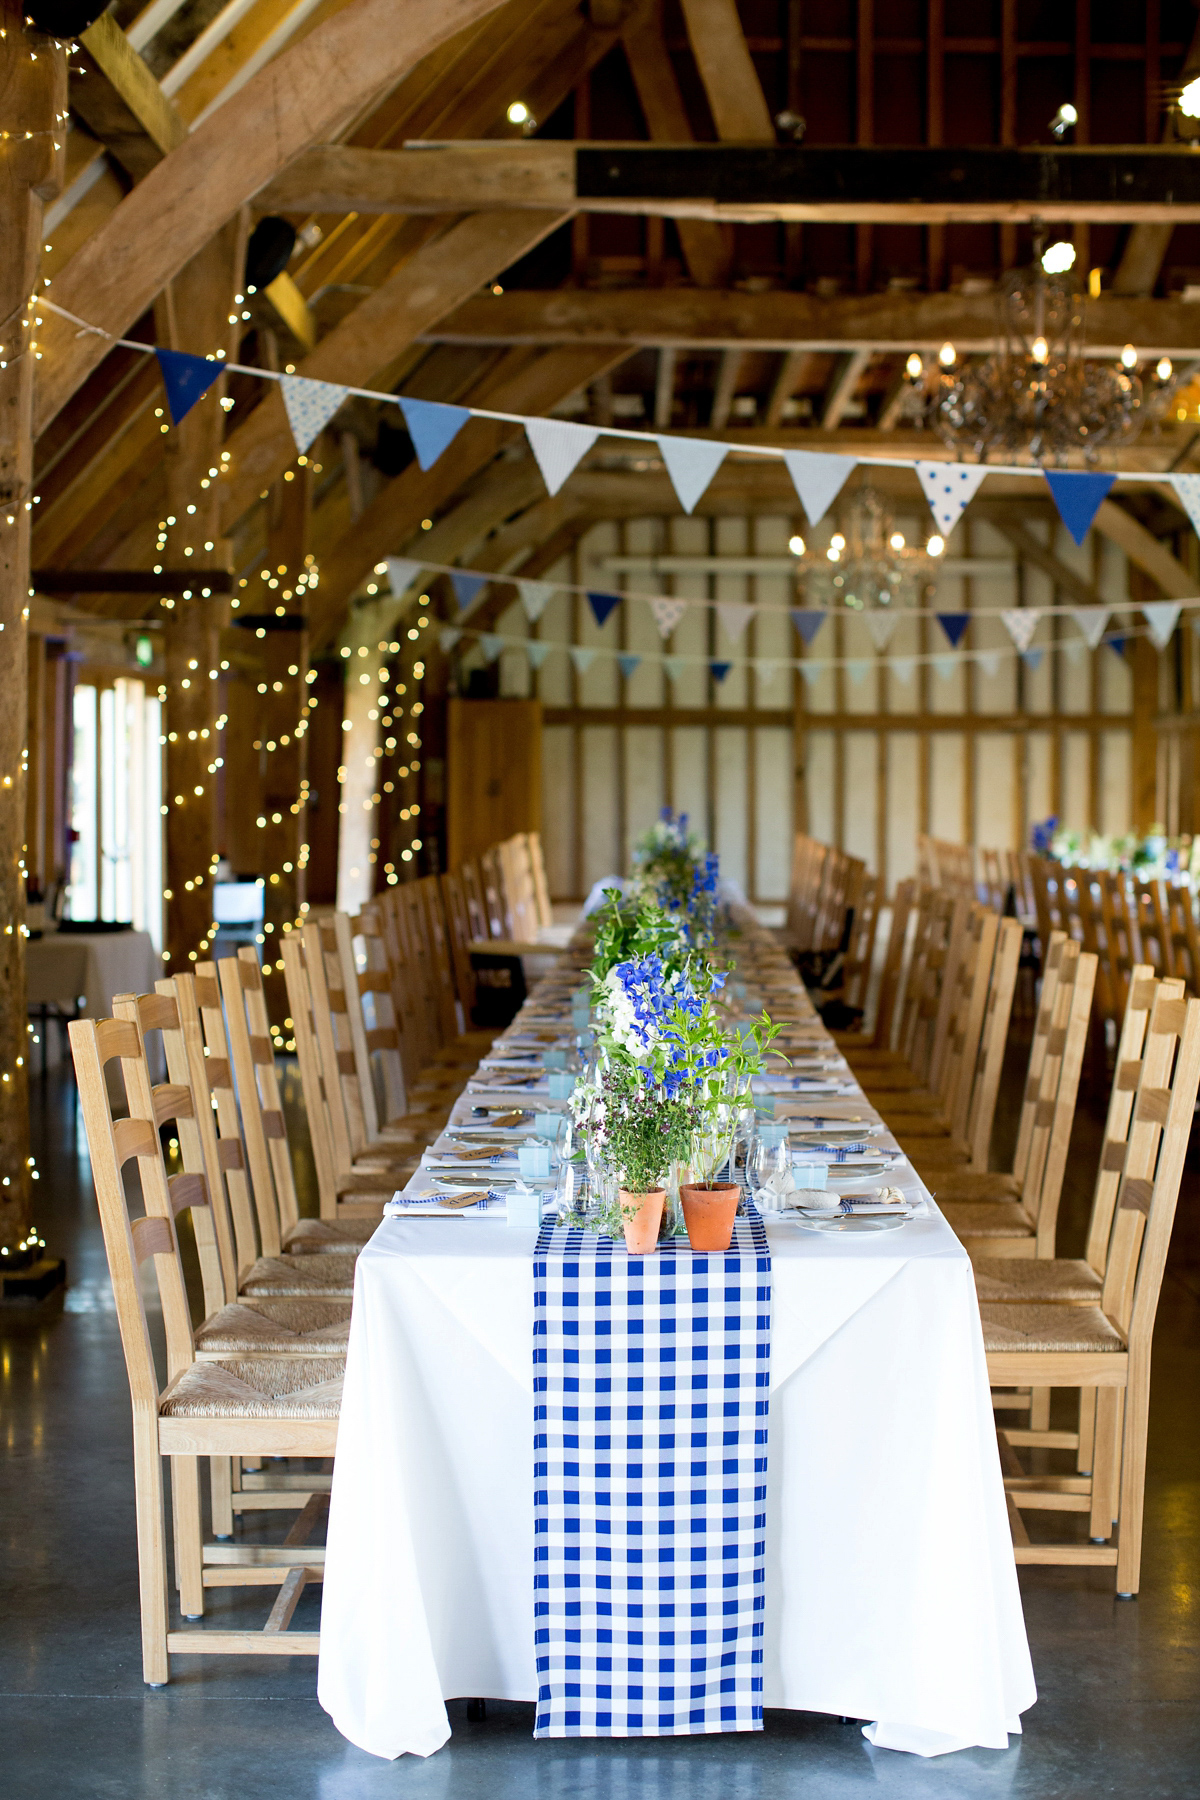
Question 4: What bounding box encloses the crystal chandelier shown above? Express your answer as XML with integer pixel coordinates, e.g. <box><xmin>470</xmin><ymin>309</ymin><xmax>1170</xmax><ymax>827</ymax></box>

<box><xmin>789</xmin><ymin>487</ymin><xmax>940</xmax><ymax>611</ymax></box>
<box><xmin>910</xmin><ymin>241</ymin><xmax>1177</xmax><ymax>465</ymax></box>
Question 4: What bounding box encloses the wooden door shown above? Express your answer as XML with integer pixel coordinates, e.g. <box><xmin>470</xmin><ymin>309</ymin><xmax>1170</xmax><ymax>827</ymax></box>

<box><xmin>447</xmin><ymin>699</ymin><xmax>542</xmax><ymax>870</ymax></box>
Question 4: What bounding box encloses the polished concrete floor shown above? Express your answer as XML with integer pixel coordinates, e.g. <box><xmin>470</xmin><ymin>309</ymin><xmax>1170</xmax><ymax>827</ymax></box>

<box><xmin>2</xmin><ymin>1052</ymin><xmax>1200</xmax><ymax>1799</ymax></box>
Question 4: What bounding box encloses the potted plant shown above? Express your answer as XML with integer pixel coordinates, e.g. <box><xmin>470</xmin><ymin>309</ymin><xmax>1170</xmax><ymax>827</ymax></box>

<box><xmin>570</xmin><ymin>954</ymin><xmax>699</xmax><ymax>1253</ymax></box>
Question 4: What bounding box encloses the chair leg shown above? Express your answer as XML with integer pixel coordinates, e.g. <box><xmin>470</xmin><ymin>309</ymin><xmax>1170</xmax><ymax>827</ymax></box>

<box><xmin>1029</xmin><ymin>1387</ymin><xmax>1051</xmax><ymax>1433</ymax></box>
<box><xmin>1090</xmin><ymin>1389</ymin><xmax>1121</xmax><ymax>1541</ymax></box>
<box><xmin>133</xmin><ymin>1416</ymin><xmax>170</xmax><ymax>1687</ymax></box>
<box><xmin>1077</xmin><ymin>1390</ymin><xmax>1096</xmax><ymax>1475</ymax></box>
<box><xmin>1116</xmin><ymin>1360</ymin><xmax>1151</xmax><ymax>1598</ymax></box>
<box><xmin>211</xmin><ymin>1457</ymin><xmax>234</xmax><ymax>1539</ymax></box>
<box><xmin>171</xmin><ymin>1456</ymin><xmax>205</xmax><ymax>1619</ymax></box>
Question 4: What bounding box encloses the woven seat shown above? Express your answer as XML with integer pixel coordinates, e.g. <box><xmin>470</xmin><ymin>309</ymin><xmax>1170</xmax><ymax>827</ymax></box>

<box><xmin>971</xmin><ymin>1259</ymin><xmax>1102</xmax><ymax>1305</ymax></box>
<box><xmin>160</xmin><ymin>1357</ymin><xmax>345</xmax><ymax>1419</ymax></box>
<box><xmin>979</xmin><ymin>1304</ymin><xmax>1125</xmax><ymax>1355</ymax></box>
<box><xmin>938</xmin><ymin>1200</ymin><xmax>1034</xmax><ymax>1237</ymax></box>
<box><xmin>240</xmin><ymin>1253</ymin><xmax>358</xmax><ymax>1296</ymax></box>
<box><xmin>924</xmin><ymin>1170</ymin><xmax>1022</xmax><ymax>1202</ymax></box>
<box><xmin>904</xmin><ymin>1136</ymin><xmax>969</xmax><ymax>1166</ymax></box>
<box><xmin>284</xmin><ymin>1218</ymin><xmax>378</xmax><ymax>1254</ymax></box>
<box><xmin>194</xmin><ymin>1297</ymin><xmax>352</xmax><ymax>1356</ymax></box>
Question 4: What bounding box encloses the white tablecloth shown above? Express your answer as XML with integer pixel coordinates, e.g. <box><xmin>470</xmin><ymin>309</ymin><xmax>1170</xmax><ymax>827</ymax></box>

<box><xmin>27</xmin><ymin>930</ymin><xmax>161</xmax><ymax>1090</ymax></box>
<box><xmin>317</xmin><ymin>1185</ymin><xmax>1035</xmax><ymax>1758</ymax></box>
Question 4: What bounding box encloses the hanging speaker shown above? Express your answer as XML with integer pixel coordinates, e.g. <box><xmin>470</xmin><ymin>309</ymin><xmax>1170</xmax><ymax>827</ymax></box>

<box><xmin>26</xmin><ymin>1</ymin><xmax>108</xmax><ymax>36</ymax></box>
<box><xmin>245</xmin><ymin>217</ymin><xmax>297</xmax><ymax>293</ymax></box>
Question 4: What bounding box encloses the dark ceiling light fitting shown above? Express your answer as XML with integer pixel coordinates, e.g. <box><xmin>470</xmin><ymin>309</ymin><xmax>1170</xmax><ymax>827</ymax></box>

<box><xmin>25</xmin><ymin>0</ymin><xmax>106</xmax><ymax>35</ymax></box>
<box><xmin>245</xmin><ymin>217</ymin><xmax>297</xmax><ymax>294</ymax></box>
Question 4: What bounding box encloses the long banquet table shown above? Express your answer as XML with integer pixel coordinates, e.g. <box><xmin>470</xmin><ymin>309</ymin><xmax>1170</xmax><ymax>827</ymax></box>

<box><xmin>317</xmin><ymin>926</ymin><xmax>1035</xmax><ymax>1761</ymax></box>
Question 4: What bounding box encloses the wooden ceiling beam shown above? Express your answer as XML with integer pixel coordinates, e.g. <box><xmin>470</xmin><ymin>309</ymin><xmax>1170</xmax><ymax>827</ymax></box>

<box><xmin>677</xmin><ymin>0</ymin><xmax>775</xmax><ymax>141</ymax></box>
<box><xmin>820</xmin><ymin>349</ymin><xmax>871</xmax><ymax>429</ymax></box>
<box><xmin>35</xmin><ymin>0</ymin><xmax>510</xmax><ymax>432</ymax></box>
<box><xmin>1093</xmin><ymin>500</ymin><xmax>1198</xmax><ymax>599</ymax></box>
<box><xmin>763</xmin><ymin>348</ymin><xmax>811</xmax><ymax>429</ymax></box>
<box><xmin>73</xmin><ymin>11</ymin><xmax>186</xmax><ymax>182</ymax></box>
<box><xmin>709</xmin><ymin>350</ymin><xmax>743</xmax><ymax>433</ymax></box>
<box><xmin>982</xmin><ymin>513</ymin><xmax>1106</xmax><ymax>608</ymax></box>
<box><xmin>428</xmin><ymin>286</ymin><xmax>1200</xmax><ymax>358</ymax></box>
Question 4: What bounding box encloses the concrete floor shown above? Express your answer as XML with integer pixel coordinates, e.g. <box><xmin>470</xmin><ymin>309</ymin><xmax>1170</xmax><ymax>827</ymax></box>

<box><xmin>3</xmin><ymin>1053</ymin><xmax>1200</xmax><ymax>1799</ymax></box>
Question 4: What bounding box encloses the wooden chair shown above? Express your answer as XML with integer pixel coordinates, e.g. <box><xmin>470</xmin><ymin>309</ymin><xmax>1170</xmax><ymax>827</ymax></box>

<box><xmin>1133</xmin><ymin>876</ymin><xmax>1172</xmax><ymax>979</ymax></box>
<box><xmin>1162</xmin><ymin>879</ymin><xmax>1200</xmax><ymax>993</ymax></box>
<box><xmin>935</xmin><ymin>941</ymin><xmax>1096</xmax><ymax>1259</ymax></box>
<box><xmin>877</xmin><ymin>905</ymin><xmax>999</xmax><ymax>1136</ymax></box>
<box><xmin>526</xmin><ymin>830</ymin><xmax>554</xmax><ymax>929</ymax></box>
<box><xmin>982</xmin><ymin>984</ymin><xmax>1200</xmax><ymax>1593</ymax></box>
<box><xmin>479</xmin><ymin>845</ymin><xmax>512</xmax><ymax>939</ymax></box>
<box><xmin>839</xmin><ymin>873</ymin><xmax>881</xmax><ymax>1014</ymax></box>
<box><xmin>1098</xmin><ymin>869</ymin><xmax>1138</xmax><ymax>1019</ymax></box>
<box><xmin>833</xmin><ymin>879</ymin><xmax>915</xmax><ymax>1054</ymax></box>
<box><xmin>852</xmin><ymin>890</ymin><xmax>969</xmax><ymax>1092</ymax></box>
<box><xmin>1028</xmin><ymin>854</ymin><xmax>1066</xmax><ymax>972</ymax></box>
<box><xmin>460</xmin><ymin>859</ymin><xmax>490</xmax><ymax>943</ymax></box>
<box><xmin>70</xmin><ymin>1012</ymin><xmax>340</xmax><ymax>1684</ymax></box>
<box><xmin>441</xmin><ymin>870</ymin><xmax>478</xmax><ymax>1025</ymax></box>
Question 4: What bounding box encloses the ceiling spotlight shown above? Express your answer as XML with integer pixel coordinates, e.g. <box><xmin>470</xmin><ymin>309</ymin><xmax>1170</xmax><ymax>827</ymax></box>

<box><xmin>1049</xmin><ymin>102</ymin><xmax>1078</xmax><ymax>138</ymax></box>
<box><xmin>788</xmin><ymin>533</ymin><xmax>806</xmax><ymax>555</ymax></box>
<box><xmin>939</xmin><ymin>342</ymin><xmax>956</xmax><ymax>368</ymax></box>
<box><xmin>1041</xmin><ymin>239</ymin><xmax>1076</xmax><ymax>274</ymax></box>
<box><xmin>1181</xmin><ymin>76</ymin><xmax>1200</xmax><ymax>118</ymax></box>
<box><xmin>1121</xmin><ymin>344</ymin><xmax>1138</xmax><ymax>370</ymax></box>
<box><xmin>905</xmin><ymin>352</ymin><xmax>924</xmax><ymax>380</ymax></box>
<box><xmin>506</xmin><ymin>101</ymin><xmax>536</xmax><ymax>133</ymax></box>
<box><xmin>1157</xmin><ymin>356</ymin><xmax>1174</xmax><ymax>382</ymax></box>
<box><xmin>774</xmin><ymin>109</ymin><xmax>806</xmax><ymax>142</ymax></box>
<box><xmin>926</xmin><ymin>535</ymin><xmax>945</xmax><ymax>557</ymax></box>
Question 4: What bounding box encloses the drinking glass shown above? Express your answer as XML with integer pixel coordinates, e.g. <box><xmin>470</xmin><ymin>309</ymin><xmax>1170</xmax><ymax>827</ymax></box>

<box><xmin>749</xmin><ymin>1125</ymin><xmax>791</xmax><ymax>1211</ymax></box>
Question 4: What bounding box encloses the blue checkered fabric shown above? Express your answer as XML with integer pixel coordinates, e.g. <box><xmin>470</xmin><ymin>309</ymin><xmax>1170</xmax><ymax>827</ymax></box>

<box><xmin>532</xmin><ymin>1212</ymin><xmax>771</xmax><ymax>1738</ymax></box>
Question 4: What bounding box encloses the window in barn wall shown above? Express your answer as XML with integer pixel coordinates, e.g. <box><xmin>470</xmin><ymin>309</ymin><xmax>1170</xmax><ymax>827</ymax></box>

<box><xmin>67</xmin><ymin>679</ymin><xmax>163</xmax><ymax>948</ymax></box>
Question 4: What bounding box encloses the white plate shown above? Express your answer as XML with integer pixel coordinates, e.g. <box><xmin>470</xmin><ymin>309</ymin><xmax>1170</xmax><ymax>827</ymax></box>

<box><xmin>790</xmin><ymin>1212</ymin><xmax>909</xmax><ymax>1233</ymax></box>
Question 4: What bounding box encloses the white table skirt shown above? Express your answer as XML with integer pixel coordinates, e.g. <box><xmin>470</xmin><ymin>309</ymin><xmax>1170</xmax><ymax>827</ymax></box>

<box><xmin>317</xmin><ymin>1197</ymin><xmax>1035</xmax><ymax>1761</ymax></box>
<box><xmin>27</xmin><ymin>930</ymin><xmax>160</xmax><ymax>1067</ymax></box>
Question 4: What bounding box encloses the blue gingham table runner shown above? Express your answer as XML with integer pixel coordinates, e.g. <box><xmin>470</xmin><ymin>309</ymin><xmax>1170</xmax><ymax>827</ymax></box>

<box><xmin>532</xmin><ymin>1212</ymin><xmax>771</xmax><ymax>1737</ymax></box>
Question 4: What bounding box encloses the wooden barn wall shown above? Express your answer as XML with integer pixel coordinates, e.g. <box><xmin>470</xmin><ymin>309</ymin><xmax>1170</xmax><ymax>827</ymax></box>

<box><xmin>467</xmin><ymin>512</ymin><xmax>1143</xmax><ymax>902</ymax></box>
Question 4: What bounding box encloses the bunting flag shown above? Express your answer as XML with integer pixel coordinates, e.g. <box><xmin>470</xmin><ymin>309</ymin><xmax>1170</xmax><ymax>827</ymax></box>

<box><xmin>1071</xmin><ymin>606</ymin><xmax>1110</xmax><ymax>648</ymax></box>
<box><xmin>526</xmin><ymin>419</ymin><xmax>599</xmax><ymax>495</ymax></box>
<box><xmin>384</xmin><ymin>557</ymin><xmax>423</xmax><ymax>599</ymax></box>
<box><xmin>1142</xmin><ymin>601</ymin><xmax>1182</xmax><ymax>650</ymax></box>
<box><xmin>480</xmin><ymin>634</ymin><xmax>503</xmax><ymax>663</ymax></box>
<box><xmin>570</xmin><ymin>646</ymin><xmax>597</xmax><ymax>675</ymax></box>
<box><xmin>861</xmin><ymin>611</ymin><xmax>899</xmax><ymax>651</ymax></box>
<box><xmin>710</xmin><ymin>661</ymin><xmax>733</xmax><ymax>683</ymax></box>
<box><xmin>657</xmin><ymin>436</ymin><xmax>728</xmax><ymax>513</ymax></box>
<box><xmin>756</xmin><ymin>660</ymin><xmax>782</xmax><ymax>687</ymax></box>
<box><xmin>933</xmin><ymin>655</ymin><xmax>958</xmax><ymax>680</ymax></box>
<box><xmin>397</xmin><ymin>397</ymin><xmax>470</xmax><ymax>471</ymax></box>
<box><xmin>587</xmin><ymin>590</ymin><xmax>621</xmax><ymax>628</ymax></box>
<box><xmin>438</xmin><ymin>626</ymin><xmax>462</xmax><ymax>653</ymax></box>
<box><xmin>1108</xmin><ymin>635</ymin><xmax>1126</xmax><ymax>658</ymax></box>
<box><xmin>663</xmin><ymin>655</ymin><xmax>686</xmax><ymax>684</ymax></box>
<box><xmin>783</xmin><ymin>450</ymin><xmax>856</xmax><ymax>526</ymax></box>
<box><xmin>1021</xmin><ymin>647</ymin><xmax>1044</xmax><ymax>672</ymax></box>
<box><xmin>1000</xmin><ymin>608</ymin><xmax>1041</xmax><ymax>653</ymax></box>
<box><xmin>790</xmin><ymin>608</ymin><xmax>826</xmax><ymax>646</ymax></box>
<box><xmin>891</xmin><ymin>656</ymin><xmax>916</xmax><ymax>684</ymax></box>
<box><xmin>1063</xmin><ymin>640</ymin><xmax>1086</xmax><ymax>667</ymax></box>
<box><xmin>1043</xmin><ymin>469</ymin><xmax>1114</xmax><ymax>546</ymax></box>
<box><xmin>526</xmin><ymin>640</ymin><xmax>553</xmax><ymax>669</ymax></box>
<box><xmin>518</xmin><ymin>579</ymin><xmax>556</xmax><ymax>623</ymax></box>
<box><xmin>978</xmin><ymin>651</ymin><xmax>1003</xmax><ymax>679</ymax></box>
<box><xmin>799</xmin><ymin>661</ymin><xmax>823</xmax><ymax>687</ymax></box>
<box><xmin>617</xmin><ymin>654</ymin><xmax>642</xmax><ymax>680</ymax></box>
<box><xmin>915</xmin><ymin>461</ymin><xmax>988</xmax><ymax>536</ymax></box>
<box><xmin>845</xmin><ymin>659</ymin><xmax>869</xmax><ymax>687</ymax></box>
<box><xmin>716</xmin><ymin>600</ymin><xmax>754</xmax><ymax>643</ymax></box>
<box><xmin>280</xmin><ymin>373</ymin><xmax>349</xmax><ymax>453</ymax></box>
<box><xmin>155</xmin><ymin>348</ymin><xmax>222</xmax><ymax>425</ymax></box>
<box><xmin>1168</xmin><ymin>472</ymin><xmax>1200</xmax><ymax>537</ymax></box>
<box><xmin>650</xmin><ymin>596</ymin><xmax>688</xmax><ymax>638</ymax></box>
<box><xmin>450</xmin><ymin>572</ymin><xmax>487</xmax><ymax>614</ymax></box>
<box><xmin>936</xmin><ymin>612</ymin><xmax>970</xmax><ymax>648</ymax></box>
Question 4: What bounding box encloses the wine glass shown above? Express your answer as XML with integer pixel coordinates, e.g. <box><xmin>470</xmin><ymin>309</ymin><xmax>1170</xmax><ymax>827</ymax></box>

<box><xmin>749</xmin><ymin>1125</ymin><xmax>791</xmax><ymax>1212</ymax></box>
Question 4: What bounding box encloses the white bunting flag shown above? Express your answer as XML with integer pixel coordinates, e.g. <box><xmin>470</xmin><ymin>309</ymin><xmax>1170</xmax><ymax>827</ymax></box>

<box><xmin>799</xmin><ymin>660</ymin><xmax>823</xmax><ymax>687</ymax></box>
<box><xmin>384</xmin><ymin>558</ymin><xmax>423</xmax><ymax>600</ymax></box>
<box><xmin>1000</xmin><ymin>608</ymin><xmax>1041</xmax><ymax>653</ymax></box>
<box><xmin>280</xmin><ymin>374</ymin><xmax>349</xmax><ymax>453</ymax></box>
<box><xmin>517</xmin><ymin>580</ymin><xmax>556</xmax><ymax>623</ymax></box>
<box><xmin>656</xmin><ymin>436</ymin><xmax>728</xmax><ymax>513</ymax></box>
<box><xmin>650</xmin><ymin>596</ymin><xmax>688</xmax><ymax>639</ymax></box>
<box><xmin>977</xmin><ymin>650</ymin><xmax>1003</xmax><ymax>680</ymax></box>
<box><xmin>1142</xmin><ymin>601</ymin><xmax>1182</xmax><ymax>650</ymax></box>
<box><xmin>526</xmin><ymin>640</ymin><xmax>553</xmax><ymax>669</ymax></box>
<box><xmin>782</xmin><ymin>451</ymin><xmax>856</xmax><ymax>526</ymax></box>
<box><xmin>915</xmin><ymin>460</ymin><xmax>989</xmax><ymax>536</ymax></box>
<box><xmin>755</xmin><ymin>660</ymin><xmax>782</xmax><ymax>688</ymax></box>
<box><xmin>569</xmin><ymin>646</ymin><xmax>596</xmax><ymax>676</ymax></box>
<box><xmin>479</xmin><ymin>634</ymin><xmax>503</xmax><ymax>663</ymax></box>
<box><xmin>438</xmin><ymin>626</ymin><xmax>462</xmax><ymax>654</ymax></box>
<box><xmin>891</xmin><ymin>657</ymin><xmax>916</xmax><ymax>685</ymax></box>
<box><xmin>716</xmin><ymin>600</ymin><xmax>754</xmax><ymax>644</ymax></box>
<box><xmin>861</xmin><ymin>611</ymin><xmax>900</xmax><ymax>651</ymax></box>
<box><xmin>932</xmin><ymin>655</ymin><xmax>958</xmax><ymax>681</ymax></box>
<box><xmin>845</xmin><ymin>659</ymin><xmax>870</xmax><ymax>687</ymax></box>
<box><xmin>1168</xmin><ymin>472</ymin><xmax>1200</xmax><ymax>537</ymax></box>
<box><xmin>525</xmin><ymin>419</ymin><xmax>599</xmax><ymax>496</ymax></box>
<box><xmin>662</xmin><ymin>655</ymin><xmax>686</xmax><ymax>684</ymax></box>
<box><xmin>1070</xmin><ymin>607</ymin><xmax>1110</xmax><ymax>649</ymax></box>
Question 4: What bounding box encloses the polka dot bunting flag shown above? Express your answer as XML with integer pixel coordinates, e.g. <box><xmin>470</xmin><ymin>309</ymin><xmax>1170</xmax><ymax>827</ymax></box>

<box><xmin>915</xmin><ymin>460</ymin><xmax>989</xmax><ymax>536</ymax></box>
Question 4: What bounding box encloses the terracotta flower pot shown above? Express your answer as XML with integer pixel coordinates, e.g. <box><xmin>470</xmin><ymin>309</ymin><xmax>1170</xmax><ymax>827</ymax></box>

<box><xmin>618</xmin><ymin>1189</ymin><xmax>665</xmax><ymax>1254</ymax></box>
<box><xmin>680</xmin><ymin>1182</ymin><xmax>740</xmax><ymax>1252</ymax></box>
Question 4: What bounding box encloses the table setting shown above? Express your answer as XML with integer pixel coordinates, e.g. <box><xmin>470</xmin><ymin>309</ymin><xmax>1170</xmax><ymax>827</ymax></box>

<box><xmin>318</xmin><ymin>816</ymin><xmax>1034</xmax><ymax>1763</ymax></box>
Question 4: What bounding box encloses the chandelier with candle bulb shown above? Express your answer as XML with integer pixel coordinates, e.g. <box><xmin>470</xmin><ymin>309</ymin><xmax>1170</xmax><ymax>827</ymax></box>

<box><xmin>903</xmin><ymin>237</ymin><xmax>1180</xmax><ymax>464</ymax></box>
<box><xmin>788</xmin><ymin>487</ymin><xmax>941</xmax><ymax>611</ymax></box>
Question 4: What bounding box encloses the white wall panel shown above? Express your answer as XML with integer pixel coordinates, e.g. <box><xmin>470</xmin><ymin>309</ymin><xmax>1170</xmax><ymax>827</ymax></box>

<box><xmin>581</xmin><ymin>725</ymin><xmax>619</xmax><ymax>888</ymax></box>
<box><xmin>843</xmin><ymin>732</ymin><xmax>877</xmax><ymax>868</ymax></box>
<box><xmin>886</xmin><ymin>734</ymin><xmax>920</xmax><ymax>886</ymax></box>
<box><xmin>1100</xmin><ymin>731</ymin><xmax>1132</xmax><ymax>836</ymax></box>
<box><xmin>1062</xmin><ymin>729</ymin><xmax>1090</xmax><ymax>830</ymax></box>
<box><xmin>930</xmin><ymin>733</ymin><xmax>965</xmax><ymax>840</ymax></box>
<box><xmin>974</xmin><ymin>734</ymin><xmax>1015</xmax><ymax>849</ymax></box>
<box><xmin>755</xmin><ymin>728</ymin><xmax>792</xmax><ymax>901</ymax></box>
<box><xmin>714</xmin><ymin>727</ymin><xmax>748</xmax><ymax>894</ymax></box>
<box><xmin>542</xmin><ymin>726</ymin><xmax>575</xmax><ymax>896</ymax></box>
<box><xmin>805</xmin><ymin>731</ymin><xmax>835</xmax><ymax>846</ymax></box>
<box><xmin>624</xmin><ymin>725</ymin><xmax>664</xmax><ymax>863</ymax></box>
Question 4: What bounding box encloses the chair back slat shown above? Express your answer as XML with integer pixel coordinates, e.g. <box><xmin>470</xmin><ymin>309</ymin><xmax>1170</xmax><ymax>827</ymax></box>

<box><xmin>440</xmin><ymin>871</ymin><xmax>477</xmax><ymax>1027</ymax></box>
<box><xmin>1012</xmin><ymin>930</ymin><xmax>1067</xmax><ymax>1182</ymax></box>
<box><xmin>961</xmin><ymin>917</ymin><xmax>1023</xmax><ymax>1169</ymax></box>
<box><xmin>1084</xmin><ymin>968</ymin><xmax>1161</xmax><ymax>1278</ymax></box>
<box><xmin>192</xmin><ymin>962</ymin><xmax>261</xmax><ymax>1280</ymax></box>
